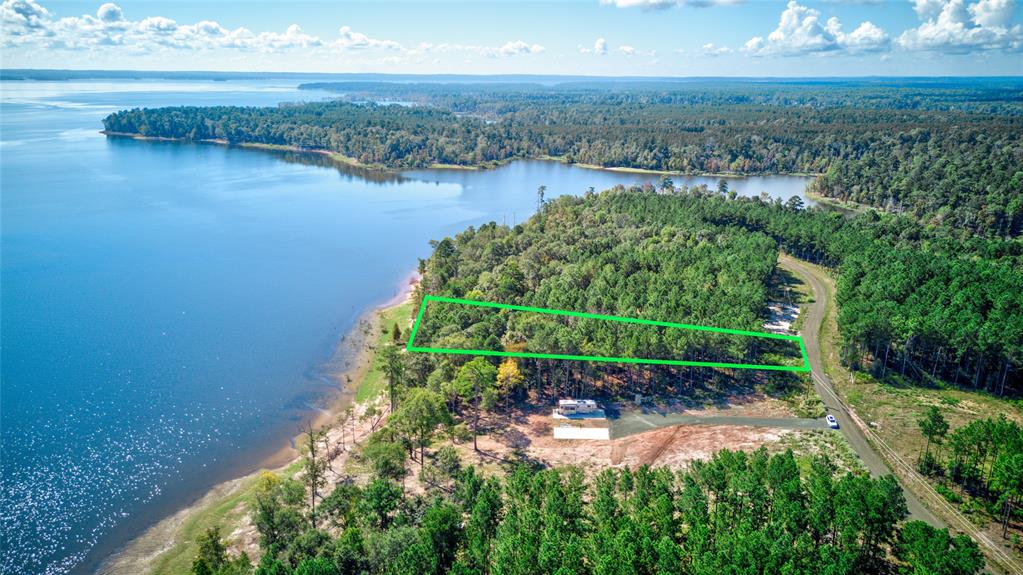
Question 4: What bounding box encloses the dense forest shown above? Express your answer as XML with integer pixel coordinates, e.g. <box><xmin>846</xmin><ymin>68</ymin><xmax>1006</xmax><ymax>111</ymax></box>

<box><xmin>185</xmin><ymin>171</ymin><xmax>1019</xmax><ymax>575</ymax></box>
<box><xmin>409</xmin><ymin>187</ymin><xmax>1021</xmax><ymax>398</ymax></box>
<box><xmin>412</xmin><ymin>188</ymin><xmax>789</xmax><ymax>379</ymax></box>
<box><xmin>101</xmin><ymin>81</ymin><xmax>1023</xmax><ymax>236</ymax></box>
<box><xmin>297</xmin><ymin>79</ymin><xmax>1023</xmax><ymax>115</ymax></box>
<box><xmin>191</xmin><ymin>449</ymin><xmax>984</xmax><ymax>575</ymax></box>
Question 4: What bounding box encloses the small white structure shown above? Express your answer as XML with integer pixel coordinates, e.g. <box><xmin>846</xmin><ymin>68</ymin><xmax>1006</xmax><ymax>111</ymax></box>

<box><xmin>553</xmin><ymin>425</ymin><xmax>611</xmax><ymax>440</ymax></box>
<box><xmin>557</xmin><ymin>399</ymin><xmax>599</xmax><ymax>415</ymax></box>
<box><xmin>552</xmin><ymin>399</ymin><xmax>606</xmax><ymax>421</ymax></box>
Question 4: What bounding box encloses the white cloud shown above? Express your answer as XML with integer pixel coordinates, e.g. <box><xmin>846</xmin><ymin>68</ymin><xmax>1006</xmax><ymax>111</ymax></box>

<box><xmin>970</xmin><ymin>0</ymin><xmax>1014</xmax><ymax>26</ymax></box>
<box><xmin>413</xmin><ymin>40</ymin><xmax>545</xmax><ymax>58</ymax></box>
<box><xmin>1</xmin><ymin>0</ymin><xmax>50</xmax><ymax>47</ymax></box>
<box><xmin>743</xmin><ymin>1</ymin><xmax>889</xmax><ymax>55</ymax></box>
<box><xmin>333</xmin><ymin>25</ymin><xmax>400</xmax><ymax>51</ymax></box>
<box><xmin>137</xmin><ymin>16</ymin><xmax>176</xmax><ymax>34</ymax></box>
<box><xmin>96</xmin><ymin>2</ymin><xmax>121</xmax><ymax>23</ymax></box>
<box><xmin>842</xmin><ymin>21</ymin><xmax>889</xmax><ymax>50</ymax></box>
<box><xmin>898</xmin><ymin>0</ymin><xmax>1022</xmax><ymax>52</ymax></box>
<box><xmin>702</xmin><ymin>42</ymin><xmax>732</xmax><ymax>55</ymax></box>
<box><xmin>580</xmin><ymin>37</ymin><xmax>609</xmax><ymax>54</ymax></box>
<box><xmin>913</xmin><ymin>0</ymin><xmax>950</xmax><ymax>18</ymax></box>
<box><xmin>0</xmin><ymin>0</ymin><xmax>546</xmax><ymax>60</ymax></box>
<box><xmin>617</xmin><ymin>44</ymin><xmax>656</xmax><ymax>56</ymax></box>
<box><xmin>0</xmin><ymin>1</ymin><xmax>336</xmax><ymax>52</ymax></box>
<box><xmin>2</xmin><ymin>0</ymin><xmax>50</xmax><ymax>30</ymax></box>
<box><xmin>493</xmin><ymin>40</ymin><xmax>545</xmax><ymax>57</ymax></box>
<box><xmin>258</xmin><ymin>24</ymin><xmax>322</xmax><ymax>52</ymax></box>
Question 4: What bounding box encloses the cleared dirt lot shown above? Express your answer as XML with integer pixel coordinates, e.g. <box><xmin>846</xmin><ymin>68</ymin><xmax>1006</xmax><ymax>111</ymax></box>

<box><xmin>459</xmin><ymin>408</ymin><xmax>833</xmax><ymax>479</ymax></box>
<box><xmin>611</xmin><ymin>409</ymin><xmax>827</xmax><ymax>439</ymax></box>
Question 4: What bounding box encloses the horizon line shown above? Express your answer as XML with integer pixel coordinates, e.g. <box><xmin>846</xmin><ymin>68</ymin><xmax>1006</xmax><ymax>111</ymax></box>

<box><xmin>3</xmin><ymin>68</ymin><xmax>1022</xmax><ymax>81</ymax></box>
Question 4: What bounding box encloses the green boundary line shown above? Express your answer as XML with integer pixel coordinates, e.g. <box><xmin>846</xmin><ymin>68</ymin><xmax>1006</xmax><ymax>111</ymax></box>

<box><xmin>406</xmin><ymin>295</ymin><xmax>811</xmax><ymax>372</ymax></box>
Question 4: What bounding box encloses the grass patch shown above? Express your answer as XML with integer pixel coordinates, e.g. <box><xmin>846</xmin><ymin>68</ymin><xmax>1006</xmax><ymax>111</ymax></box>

<box><xmin>323</xmin><ymin>152</ymin><xmax>391</xmax><ymax>171</ymax></box>
<box><xmin>803</xmin><ymin>189</ymin><xmax>869</xmax><ymax>213</ymax></box>
<box><xmin>151</xmin><ymin>460</ymin><xmax>302</xmax><ymax>575</ymax></box>
<box><xmin>356</xmin><ymin>300</ymin><xmax>413</xmax><ymax>403</ymax></box>
<box><xmin>782</xmin><ymin>429</ymin><xmax>865</xmax><ymax>476</ymax></box>
<box><xmin>771</xmin><ymin>373</ymin><xmax>825</xmax><ymax>418</ymax></box>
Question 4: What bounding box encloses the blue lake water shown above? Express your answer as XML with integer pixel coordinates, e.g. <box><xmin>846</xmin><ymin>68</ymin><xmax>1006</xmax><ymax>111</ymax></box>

<box><xmin>0</xmin><ymin>79</ymin><xmax>812</xmax><ymax>574</ymax></box>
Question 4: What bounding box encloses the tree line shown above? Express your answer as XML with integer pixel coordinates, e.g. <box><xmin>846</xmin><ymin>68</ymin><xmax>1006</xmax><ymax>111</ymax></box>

<box><xmin>191</xmin><ymin>447</ymin><xmax>984</xmax><ymax>575</ymax></box>
<box><xmin>917</xmin><ymin>409</ymin><xmax>1023</xmax><ymax>540</ymax></box>
<box><xmin>410</xmin><ymin>186</ymin><xmax>1021</xmax><ymax>397</ymax></box>
<box><xmin>102</xmin><ymin>82</ymin><xmax>1023</xmax><ymax>236</ymax></box>
<box><xmin>298</xmin><ymin>78</ymin><xmax>1023</xmax><ymax>115</ymax></box>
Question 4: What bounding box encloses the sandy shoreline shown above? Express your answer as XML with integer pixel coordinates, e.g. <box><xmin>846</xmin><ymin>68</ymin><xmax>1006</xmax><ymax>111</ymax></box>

<box><xmin>97</xmin><ymin>271</ymin><xmax>419</xmax><ymax>575</ymax></box>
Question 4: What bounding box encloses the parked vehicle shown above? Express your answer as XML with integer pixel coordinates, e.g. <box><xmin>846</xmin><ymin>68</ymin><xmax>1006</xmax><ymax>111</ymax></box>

<box><xmin>557</xmin><ymin>399</ymin><xmax>599</xmax><ymax>416</ymax></box>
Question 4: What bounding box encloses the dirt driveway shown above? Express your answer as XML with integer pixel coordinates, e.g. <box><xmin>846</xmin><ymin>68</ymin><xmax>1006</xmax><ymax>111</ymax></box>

<box><xmin>611</xmin><ymin>409</ymin><xmax>828</xmax><ymax>439</ymax></box>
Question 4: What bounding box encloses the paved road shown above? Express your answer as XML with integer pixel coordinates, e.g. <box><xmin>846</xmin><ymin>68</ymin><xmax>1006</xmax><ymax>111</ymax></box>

<box><xmin>611</xmin><ymin>411</ymin><xmax>828</xmax><ymax>439</ymax></box>
<box><xmin>778</xmin><ymin>255</ymin><xmax>943</xmax><ymax>528</ymax></box>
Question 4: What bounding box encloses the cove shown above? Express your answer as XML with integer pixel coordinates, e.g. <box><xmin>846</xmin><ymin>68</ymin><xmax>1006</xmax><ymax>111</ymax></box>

<box><xmin>0</xmin><ymin>79</ymin><xmax>813</xmax><ymax>575</ymax></box>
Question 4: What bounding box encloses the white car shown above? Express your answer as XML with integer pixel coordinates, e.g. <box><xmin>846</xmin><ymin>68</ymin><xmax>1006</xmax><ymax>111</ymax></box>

<box><xmin>826</xmin><ymin>414</ymin><xmax>839</xmax><ymax>429</ymax></box>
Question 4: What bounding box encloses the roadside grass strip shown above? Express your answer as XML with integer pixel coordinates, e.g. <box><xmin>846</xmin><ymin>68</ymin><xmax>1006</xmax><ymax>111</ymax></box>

<box><xmin>407</xmin><ymin>295</ymin><xmax>810</xmax><ymax>372</ymax></box>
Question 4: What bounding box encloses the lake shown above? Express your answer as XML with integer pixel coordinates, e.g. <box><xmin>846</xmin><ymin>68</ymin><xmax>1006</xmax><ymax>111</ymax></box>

<box><xmin>0</xmin><ymin>78</ymin><xmax>813</xmax><ymax>575</ymax></box>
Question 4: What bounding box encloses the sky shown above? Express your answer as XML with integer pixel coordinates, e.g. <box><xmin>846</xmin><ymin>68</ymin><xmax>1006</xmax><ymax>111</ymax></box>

<box><xmin>2</xmin><ymin>0</ymin><xmax>1021</xmax><ymax>76</ymax></box>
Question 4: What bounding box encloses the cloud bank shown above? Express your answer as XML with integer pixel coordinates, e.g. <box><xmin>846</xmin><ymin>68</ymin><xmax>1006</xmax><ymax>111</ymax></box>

<box><xmin>742</xmin><ymin>0</ymin><xmax>1019</xmax><ymax>57</ymax></box>
<box><xmin>0</xmin><ymin>0</ymin><xmax>546</xmax><ymax>59</ymax></box>
<box><xmin>743</xmin><ymin>1</ymin><xmax>889</xmax><ymax>56</ymax></box>
<box><xmin>897</xmin><ymin>0</ymin><xmax>1022</xmax><ymax>52</ymax></box>
<box><xmin>2</xmin><ymin>0</ymin><xmax>1020</xmax><ymax>71</ymax></box>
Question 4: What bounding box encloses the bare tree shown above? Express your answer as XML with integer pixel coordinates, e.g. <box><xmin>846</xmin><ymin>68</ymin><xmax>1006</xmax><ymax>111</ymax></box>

<box><xmin>301</xmin><ymin>423</ymin><xmax>328</xmax><ymax>529</ymax></box>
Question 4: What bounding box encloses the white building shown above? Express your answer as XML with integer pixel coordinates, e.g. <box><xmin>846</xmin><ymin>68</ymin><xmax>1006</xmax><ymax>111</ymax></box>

<box><xmin>557</xmin><ymin>399</ymin><xmax>599</xmax><ymax>415</ymax></box>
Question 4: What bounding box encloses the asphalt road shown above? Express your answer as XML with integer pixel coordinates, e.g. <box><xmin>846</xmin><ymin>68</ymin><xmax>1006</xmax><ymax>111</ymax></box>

<box><xmin>778</xmin><ymin>255</ymin><xmax>943</xmax><ymax>528</ymax></box>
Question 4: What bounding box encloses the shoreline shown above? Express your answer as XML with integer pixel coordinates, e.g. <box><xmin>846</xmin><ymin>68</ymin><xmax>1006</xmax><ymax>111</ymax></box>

<box><xmin>101</xmin><ymin>132</ymin><xmax>394</xmax><ymax>173</ymax></box>
<box><xmin>802</xmin><ymin>188</ymin><xmax>870</xmax><ymax>213</ymax></box>
<box><xmin>100</xmin><ymin>132</ymin><xmax>823</xmax><ymax>180</ymax></box>
<box><xmin>570</xmin><ymin>161</ymin><xmax>823</xmax><ymax>179</ymax></box>
<box><xmin>97</xmin><ymin>271</ymin><xmax>420</xmax><ymax>575</ymax></box>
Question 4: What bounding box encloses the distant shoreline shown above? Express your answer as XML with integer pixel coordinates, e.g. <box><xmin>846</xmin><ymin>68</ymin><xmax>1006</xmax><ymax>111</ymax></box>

<box><xmin>100</xmin><ymin>132</ymin><xmax>822</xmax><ymax>180</ymax></box>
<box><xmin>572</xmin><ymin>162</ymin><xmax>823</xmax><ymax>179</ymax></box>
<box><xmin>101</xmin><ymin>132</ymin><xmax>390</xmax><ymax>171</ymax></box>
<box><xmin>98</xmin><ymin>270</ymin><xmax>420</xmax><ymax>575</ymax></box>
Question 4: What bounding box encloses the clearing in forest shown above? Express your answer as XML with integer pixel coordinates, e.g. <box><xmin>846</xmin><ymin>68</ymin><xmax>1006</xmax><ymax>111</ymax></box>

<box><xmin>407</xmin><ymin>295</ymin><xmax>810</xmax><ymax>372</ymax></box>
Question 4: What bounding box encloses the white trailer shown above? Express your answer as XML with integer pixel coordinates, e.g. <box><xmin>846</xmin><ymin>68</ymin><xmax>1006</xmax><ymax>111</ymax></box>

<box><xmin>557</xmin><ymin>399</ymin><xmax>599</xmax><ymax>415</ymax></box>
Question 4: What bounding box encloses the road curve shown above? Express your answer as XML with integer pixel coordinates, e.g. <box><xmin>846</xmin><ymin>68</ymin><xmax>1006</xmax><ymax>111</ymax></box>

<box><xmin>778</xmin><ymin>255</ymin><xmax>943</xmax><ymax>527</ymax></box>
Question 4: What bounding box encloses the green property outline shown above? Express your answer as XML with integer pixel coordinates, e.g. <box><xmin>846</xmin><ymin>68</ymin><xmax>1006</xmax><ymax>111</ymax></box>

<box><xmin>406</xmin><ymin>295</ymin><xmax>811</xmax><ymax>372</ymax></box>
